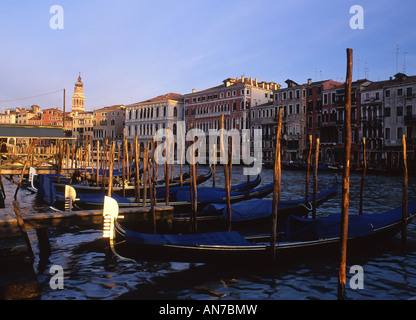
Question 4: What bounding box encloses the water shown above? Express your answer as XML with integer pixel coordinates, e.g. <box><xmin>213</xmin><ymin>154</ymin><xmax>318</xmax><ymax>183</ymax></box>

<box><xmin>6</xmin><ymin>166</ymin><xmax>416</xmax><ymax>300</ymax></box>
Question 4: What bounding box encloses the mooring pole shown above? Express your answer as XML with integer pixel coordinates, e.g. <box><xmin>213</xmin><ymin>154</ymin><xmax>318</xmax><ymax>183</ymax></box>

<box><xmin>271</xmin><ymin>108</ymin><xmax>283</xmax><ymax>261</ymax></box>
<box><xmin>220</xmin><ymin>115</ymin><xmax>232</xmax><ymax>231</ymax></box>
<box><xmin>359</xmin><ymin>138</ymin><xmax>367</xmax><ymax>215</ymax></box>
<box><xmin>312</xmin><ymin>138</ymin><xmax>320</xmax><ymax>219</ymax></box>
<box><xmin>402</xmin><ymin>134</ymin><xmax>408</xmax><ymax>248</ymax></box>
<box><xmin>305</xmin><ymin>135</ymin><xmax>312</xmax><ymax>209</ymax></box>
<box><xmin>338</xmin><ymin>48</ymin><xmax>353</xmax><ymax>300</ymax></box>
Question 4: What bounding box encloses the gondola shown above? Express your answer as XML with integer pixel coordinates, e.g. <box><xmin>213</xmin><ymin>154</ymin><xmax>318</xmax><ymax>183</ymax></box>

<box><xmin>104</xmin><ymin>196</ymin><xmax>416</xmax><ymax>264</ymax></box>
<box><xmin>57</xmin><ymin>175</ymin><xmax>266</xmax><ymax>213</ymax></box>
<box><xmin>33</xmin><ymin>166</ymin><xmax>212</xmax><ymax>197</ymax></box>
<box><xmin>192</xmin><ymin>183</ymin><xmax>339</xmax><ymax>233</ymax></box>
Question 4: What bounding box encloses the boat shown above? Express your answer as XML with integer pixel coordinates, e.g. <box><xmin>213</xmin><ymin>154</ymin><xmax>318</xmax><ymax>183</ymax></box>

<box><xmin>104</xmin><ymin>196</ymin><xmax>416</xmax><ymax>264</ymax></box>
<box><xmin>55</xmin><ymin>175</ymin><xmax>265</xmax><ymax>213</ymax></box>
<box><xmin>193</xmin><ymin>183</ymin><xmax>339</xmax><ymax>233</ymax></box>
<box><xmin>33</xmin><ymin>166</ymin><xmax>212</xmax><ymax>197</ymax></box>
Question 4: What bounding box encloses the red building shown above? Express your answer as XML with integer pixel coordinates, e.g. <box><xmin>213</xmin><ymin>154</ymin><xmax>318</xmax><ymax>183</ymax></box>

<box><xmin>184</xmin><ymin>76</ymin><xmax>278</xmax><ymax>132</ymax></box>
<box><xmin>317</xmin><ymin>79</ymin><xmax>371</xmax><ymax>165</ymax></box>
<box><xmin>183</xmin><ymin>76</ymin><xmax>279</xmax><ymax>158</ymax></box>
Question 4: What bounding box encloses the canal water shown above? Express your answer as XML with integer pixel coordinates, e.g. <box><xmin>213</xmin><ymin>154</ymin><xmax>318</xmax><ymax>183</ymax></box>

<box><xmin>7</xmin><ymin>165</ymin><xmax>416</xmax><ymax>300</ymax></box>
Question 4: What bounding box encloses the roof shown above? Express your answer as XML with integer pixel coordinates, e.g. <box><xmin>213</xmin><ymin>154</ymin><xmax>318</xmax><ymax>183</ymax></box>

<box><xmin>0</xmin><ymin>124</ymin><xmax>68</xmax><ymax>139</ymax></box>
<box><xmin>130</xmin><ymin>93</ymin><xmax>183</xmax><ymax>105</ymax></box>
<box><xmin>93</xmin><ymin>105</ymin><xmax>125</xmax><ymax>112</ymax></box>
<box><xmin>184</xmin><ymin>77</ymin><xmax>279</xmax><ymax>96</ymax></box>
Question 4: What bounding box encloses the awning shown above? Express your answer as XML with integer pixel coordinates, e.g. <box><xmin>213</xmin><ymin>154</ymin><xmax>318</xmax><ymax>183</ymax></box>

<box><xmin>0</xmin><ymin>124</ymin><xmax>70</xmax><ymax>139</ymax></box>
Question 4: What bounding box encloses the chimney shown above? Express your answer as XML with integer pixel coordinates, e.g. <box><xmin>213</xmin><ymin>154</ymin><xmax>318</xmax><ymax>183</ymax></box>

<box><xmin>192</xmin><ymin>89</ymin><xmax>196</xmax><ymax>93</ymax></box>
<box><xmin>241</xmin><ymin>75</ymin><xmax>245</xmax><ymax>83</ymax></box>
<box><xmin>250</xmin><ymin>77</ymin><xmax>253</xmax><ymax>85</ymax></box>
<box><xmin>307</xmin><ymin>78</ymin><xmax>312</xmax><ymax>84</ymax></box>
<box><xmin>255</xmin><ymin>78</ymin><xmax>258</xmax><ymax>86</ymax></box>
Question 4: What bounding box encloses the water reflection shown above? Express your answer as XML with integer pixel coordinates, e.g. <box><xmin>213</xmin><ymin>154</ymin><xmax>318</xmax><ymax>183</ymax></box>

<box><xmin>7</xmin><ymin>166</ymin><xmax>416</xmax><ymax>300</ymax></box>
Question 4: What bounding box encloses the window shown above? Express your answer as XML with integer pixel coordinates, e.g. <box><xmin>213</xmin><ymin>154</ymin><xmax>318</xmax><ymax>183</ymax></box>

<box><xmin>385</xmin><ymin>128</ymin><xmax>390</xmax><ymax>139</ymax></box>
<box><xmin>397</xmin><ymin>88</ymin><xmax>403</xmax><ymax>96</ymax></box>
<box><xmin>323</xmin><ymin>94</ymin><xmax>328</xmax><ymax>104</ymax></box>
<box><xmin>407</xmin><ymin>87</ymin><xmax>413</xmax><ymax>97</ymax></box>
<box><xmin>397</xmin><ymin>106</ymin><xmax>403</xmax><ymax>116</ymax></box>
<box><xmin>384</xmin><ymin>107</ymin><xmax>391</xmax><ymax>117</ymax></box>
<box><xmin>397</xmin><ymin>127</ymin><xmax>403</xmax><ymax>139</ymax></box>
<box><xmin>385</xmin><ymin>90</ymin><xmax>390</xmax><ymax>98</ymax></box>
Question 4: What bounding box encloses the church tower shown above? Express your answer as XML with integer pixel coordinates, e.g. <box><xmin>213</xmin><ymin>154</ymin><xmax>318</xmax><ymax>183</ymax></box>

<box><xmin>72</xmin><ymin>73</ymin><xmax>85</xmax><ymax>113</ymax></box>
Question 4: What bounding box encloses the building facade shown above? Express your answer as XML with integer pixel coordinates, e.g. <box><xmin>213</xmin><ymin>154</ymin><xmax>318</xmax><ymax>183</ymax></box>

<box><xmin>125</xmin><ymin>93</ymin><xmax>183</xmax><ymax>149</ymax></box>
<box><xmin>93</xmin><ymin>105</ymin><xmax>126</xmax><ymax>142</ymax></box>
<box><xmin>274</xmin><ymin>79</ymin><xmax>308</xmax><ymax>163</ymax></box>
<box><xmin>183</xmin><ymin>76</ymin><xmax>278</xmax><ymax>161</ymax></box>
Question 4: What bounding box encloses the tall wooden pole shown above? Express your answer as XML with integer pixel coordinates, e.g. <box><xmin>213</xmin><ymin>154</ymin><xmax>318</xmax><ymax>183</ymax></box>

<box><xmin>305</xmin><ymin>135</ymin><xmax>312</xmax><ymax>208</ymax></box>
<box><xmin>402</xmin><ymin>134</ymin><xmax>408</xmax><ymax>248</ymax></box>
<box><xmin>312</xmin><ymin>138</ymin><xmax>320</xmax><ymax>219</ymax></box>
<box><xmin>338</xmin><ymin>48</ymin><xmax>353</xmax><ymax>300</ymax></box>
<box><xmin>165</xmin><ymin>129</ymin><xmax>170</xmax><ymax>205</ymax></box>
<box><xmin>359</xmin><ymin>138</ymin><xmax>367</xmax><ymax>215</ymax></box>
<box><xmin>212</xmin><ymin>143</ymin><xmax>216</xmax><ymax>188</ymax></box>
<box><xmin>271</xmin><ymin>108</ymin><xmax>283</xmax><ymax>261</ymax></box>
<box><xmin>63</xmin><ymin>89</ymin><xmax>66</xmax><ymax>131</ymax></box>
<box><xmin>107</xmin><ymin>141</ymin><xmax>115</xmax><ymax>197</ymax></box>
<box><xmin>134</xmin><ymin>136</ymin><xmax>140</xmax><ymax>203</ymax></box>
<box><xmin>122</xmin><ymin>129</ymin><xmax>127</xmax><ymax>197</ymax></box>
<box><xmin>96</xmin><ymin>140</ymin><xmax>100</xmax><ymax>186</ymax></box>
<box><xmin>220</xmin><ymin>115</ymin><xmax>232</xmax><ymax>231</ymax></box>
<box><xmin>148</xmin><ymin>163</ymin><xmax>156</xmax><ymax>234</ymax></box>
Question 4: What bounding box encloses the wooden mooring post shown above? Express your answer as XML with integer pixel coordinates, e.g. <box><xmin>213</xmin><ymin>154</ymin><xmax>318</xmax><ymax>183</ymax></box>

<box><xmin>220</xmin><ymin>115</ymin><xmax>232</xmax><ymax>231</ymax></box>
<box><xmin>338</xmin><ymin>48</ymin><xmax>353</xmax><ymax>300</ymax></box>
<box><xmin>359</xmin><ymin>138</ymin><xmax>367</xmax><ymax>215</ymax></box>
<box><xmin>312</xmin><ymin>138</ymin><xmax>319</xmax><ymax>219</ymax></box>
<box><xmin>271</xmin><ymin>107</ymin><xmax>283</xmax><ymax>261</ymax></box>
<box><xmin>402</xmin><ymin>134</ymin><xmax>408</xmax><ymax>248</ymax></box>
<box><xmin>305</xmin><ymin>135</ymin><xmax>312</xmax><ymax>210</ymax></box>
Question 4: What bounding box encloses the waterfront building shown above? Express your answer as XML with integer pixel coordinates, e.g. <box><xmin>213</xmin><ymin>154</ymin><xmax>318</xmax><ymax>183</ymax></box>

<box><xmin>360</xmin><ymin>80</ymin><xmax>390</xmax><ymax>167</ymax></box>
<box><xmin>125</xmin><ymin>93</ymin><xmax>183</xmax><ymax>150</ymax></box>
<box><xmin>250</xmin><ymin>101</ymin><xmax>276</xmax><ymax>163</ymax></box>
<box><xmin>274</xmin><ymin>79</ymin><xmax>308</xmax><ymax>163</ymax></box>
<box><xmin>184</xmin><ymin>76</ymin><xmax>278</xmax><ymax>160</ymax></box>
<box><xmin>383</xmin><ymin>73</ymin><xmax>416</xmax><ymax>169</ymax></box>
<box><xmin>319</xmin><ymin>79</ymin><xmax>371</xmax><ymax>165</ymax></box>
<box><xmin>93</xmin><ymin>105</ymin><xmax>126</xmax><ymax>142</ymax></box>
<box><xmin>0</xmin><ymin>109</ymin><xmax>17</xmax><ymax>124</ymax></box>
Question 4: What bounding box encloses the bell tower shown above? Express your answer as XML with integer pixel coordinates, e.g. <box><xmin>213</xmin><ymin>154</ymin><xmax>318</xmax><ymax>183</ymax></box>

<box><xmin>72</xmin><ymin>73</ymin><xmax>85</xmax><ymax>113</ymax></box>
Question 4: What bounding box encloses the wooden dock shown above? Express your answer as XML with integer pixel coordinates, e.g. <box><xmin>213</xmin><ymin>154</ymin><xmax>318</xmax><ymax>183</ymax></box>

<box><xmin>0</xmin><ymin>199</ymin><xmax>40</xmax><ymax>299</ymax></box>
<box><xmin>0</xmin><ymin>192</ymin><xmax>174</xmax><ymax>299</ymax></box>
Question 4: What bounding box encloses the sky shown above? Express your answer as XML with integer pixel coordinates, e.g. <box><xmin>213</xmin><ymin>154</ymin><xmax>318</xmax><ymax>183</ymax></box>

<box><xmin>0</xmin><ymin>0</ymin><xmax>415</xmax><ymax>111</ymax></box>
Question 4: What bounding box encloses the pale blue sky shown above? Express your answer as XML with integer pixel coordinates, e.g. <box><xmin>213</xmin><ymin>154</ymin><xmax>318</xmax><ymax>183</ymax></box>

<box><xmin>0</xmin><ymin>0</ymin><xmax>415</xmax><ymax>111</ymax></box>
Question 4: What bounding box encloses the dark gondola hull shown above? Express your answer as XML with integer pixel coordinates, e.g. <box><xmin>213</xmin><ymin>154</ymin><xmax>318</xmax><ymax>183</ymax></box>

<box><xmin>52</xmin><ymin>167</ymin><xmax>212</xmax><ymax>197</ymax></box>
<box><xmin>110</xmin><ymin>201</ymin><xmax>416</xmax><ymax>264</ymax></box>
